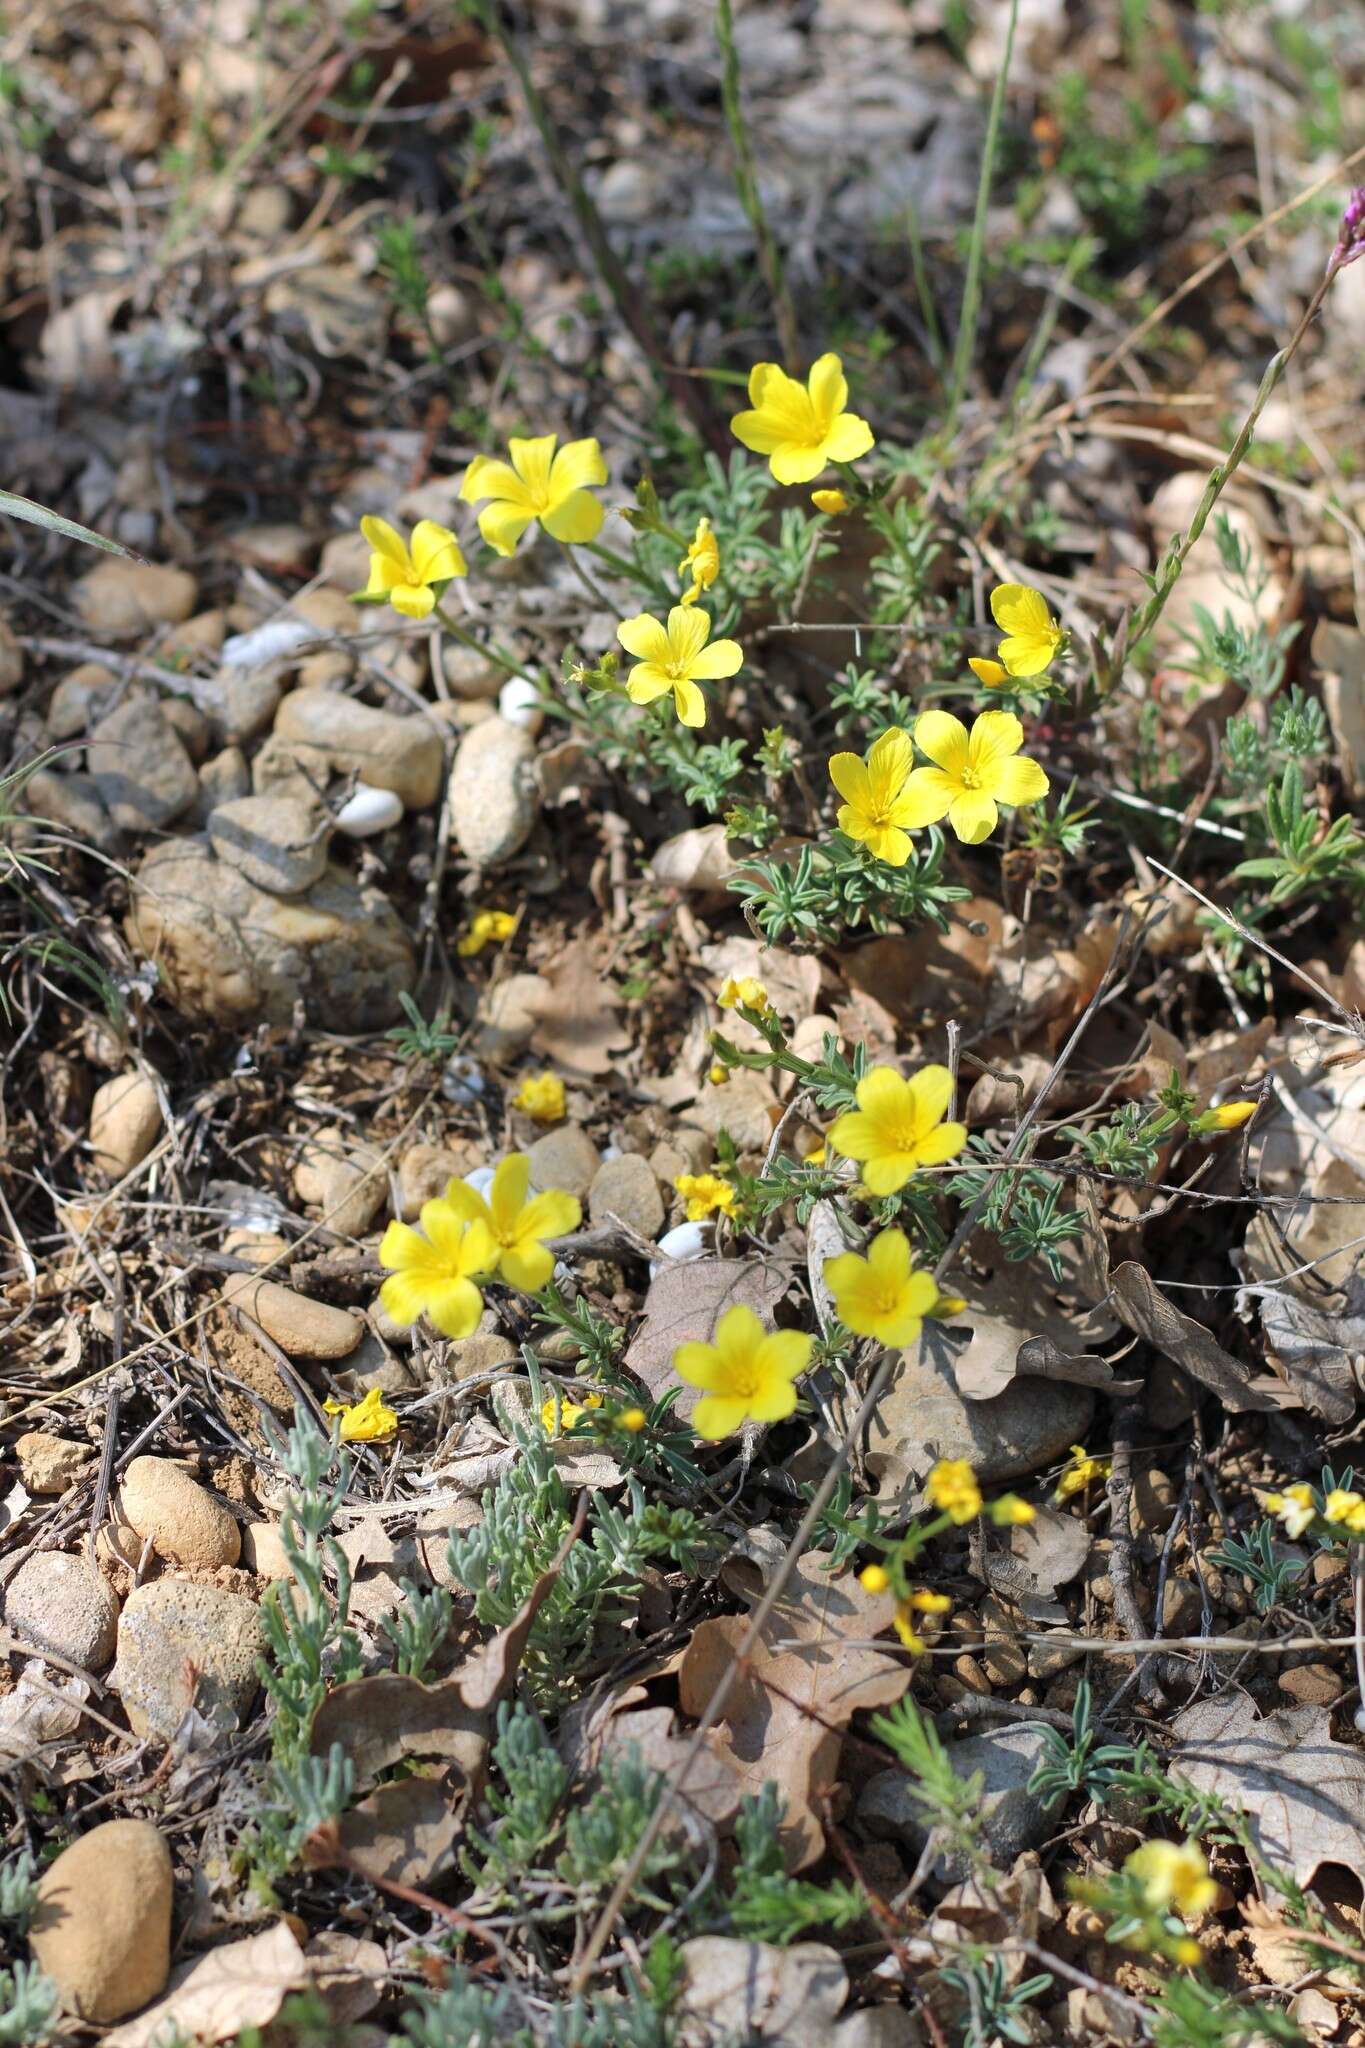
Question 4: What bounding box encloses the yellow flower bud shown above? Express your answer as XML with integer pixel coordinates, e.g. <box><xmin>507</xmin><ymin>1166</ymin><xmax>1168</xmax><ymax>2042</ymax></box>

<box><xmin>859</xmin><ymin>1563</ymin><xmax>891</xmax><ymax>1594</ymax></box>
<box><xmin>1210</xmin><ymin>1099</ymin><xmax>1256</xmax><ymax>1129</ymax></box>
<box><xmin>620</xmin><ymin>1407</ymin><xmax>648</xmax><ymax>1433</ymax></box>
<box><xmin>811</xmin><ymin>488</ymin><xmax>851</xmax><ymax>515</ymax></box>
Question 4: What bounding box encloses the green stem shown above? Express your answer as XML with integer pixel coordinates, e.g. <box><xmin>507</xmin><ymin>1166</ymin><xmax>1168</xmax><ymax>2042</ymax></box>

<box><xmin>432</xmin><ymin>604</ymin><xmax>537</xmax><ymax>689</ymax></box>
<box><xmin>583</xmin><ymin>539</ymin><xmax>674</xmax><ymax>607</ymax></box>
<box><xmin>942</xmin><ymin>0</ymin><xmax>1020</xmax><ymax>436</ymax></box>
<box><xmin>714</xmin><ymin>0</ymin><xmax>801</xmax><ymax>366</ymax></box>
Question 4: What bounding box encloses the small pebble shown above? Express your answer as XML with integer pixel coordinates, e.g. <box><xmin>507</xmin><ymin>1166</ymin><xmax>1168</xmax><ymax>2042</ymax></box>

<box><xmin>3</xmin><ymin>1551</ymin><xmax>119</xmax><ymax>1669</ymax></box>
<box><xmin>30</xmin><ymin>1819</ymin><xmax>172</xmax><ymax>2022</ymax></box>
<box><xmin>221</xmin><ymin>1274</ymin><xmax>364</xmax><ymax>1358</ymax></box>
<box><xmin>334</xmin><ymin>782</ymin><xmax>404</xmax><ymax>838</ymax></box>
<box><xmin>15</xmin><ymin>1430</ymin><xmax>93</xmax><ymax>1495</ymax></box>
<box><xmin>118</xmin><ymin>1455</ymin><xmax>241</xmax><ymax>1568</ymax></box>
<box><xmin>527</xmin><ymin>1124</ymin><xmax>600</xmax><ymax>1201</ymax></box>
<box><xmin>498</xmin><ymin>675</ymin><xmax>544</xmax><ymax>732</ymax></box>
<box><xmin>651</xmin><ymin>1220</ymin><xmax>709</xmax><ymax>1273</ymax></box>
<box><xmin>88</xmin><ymin>1071</ymin><xmax>162</xmax><ymax>1181</ymax></box>
<box><xmin>113</xmin><ymin>1579</ymin><xmax>265</xmax><ymax>1739</ymax></box>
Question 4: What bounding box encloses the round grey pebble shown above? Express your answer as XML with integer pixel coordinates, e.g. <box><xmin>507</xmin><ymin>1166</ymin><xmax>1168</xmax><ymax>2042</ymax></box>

<box><xmin>3</xmin><ymin>1552</ymin><xmax>120</xmax><ymax>1670</ymax></box>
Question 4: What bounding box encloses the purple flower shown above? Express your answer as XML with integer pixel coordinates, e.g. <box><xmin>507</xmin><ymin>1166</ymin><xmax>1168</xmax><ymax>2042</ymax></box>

<box><xmin>1331</xmin><ymin>186</ymin><xmax>1365</xmax><ymax>271</ymax></box>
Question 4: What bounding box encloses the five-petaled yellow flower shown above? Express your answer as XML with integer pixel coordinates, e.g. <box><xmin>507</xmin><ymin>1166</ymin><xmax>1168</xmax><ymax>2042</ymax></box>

<box><xmin>324</xmin><ymin>1386</ymin><xmax>398</xmax><ymax>1443</ymax></box>
<box><xmin>718</xmin><ymin>974</ymin><xmax>771</xmax><ymax>1016</ymax></box>
<box><xmin>901</xmin><ymin>709</ymin><xmax>1049</xmax><ymax>845</ymax></box>
<box><xmin>440</xmin><ymin>1153</ymin><xmax>580</xmax><ymax>1294</ymax></box>
<box><xmin>679</xmin><ymin>516</ymin><xmax>720</xmax><ymax>603</ymax></box>
<box><xmin>1126</xmin><ymin>1841</ymin><xmax>1218</xmax><ymax>1921</ymax></box>
<box><xmin>674</xmin><ymin>1172</ymin><xmax>736</xmax><ymax>1222</ymax></box>
<box><xmin>359</xmin><ymin>517</ymin><xmax>466</xmax><ymax>619</ymax></box>
<box><xmin>927</xmin><ymin>1458</ymin><xmax>983</xmax><ymax>1523</ymax></box>
<box><xmin>378</xmin><ymin>1202</ymin><xmax>495</xmax><ymax>1339</ymax></box>
<box><xmin>824</xmin><ymin>1228</ymin><xmax>942</xmax><ymax>1348</ymax></box>
<box><xmin>826</xmin><ymin>1065</ymin><xmax>967</xmax><ymax>1196</ymax></box>
<box><xmin>513</xmin><ymin>1072</ymin><xmax>566</xmax><ymax>1124</ymax></box>
<box><xmin>990</xmin><ymin>583</ymin><xmax>1064</xmax><ymax>677</ymax></box>
<box><xmin>460</xmin><ymin>434</ymin><xmax>607</xmax><ymax>557</ymax></box>
<box><xmin>829</xmin><ymin>727</ymin><xmax>920</xmax><ymax>867</ymax></box>
<box><xmin>541</xmin><ymin>1388</ymin><xmax>603</xmax><ymax>1436</ymax></box>
<box><xmin>617</xmin><ymin>605</ymin><xmax>743</xmax><ymax>729</ymax></box>
<box><xmin>457</xmin><ymin>909</ymin><xmax>518</xmax><ymax>958</ymax></box>
<box><xmin>731</xmin><ymin>353</ymin><xmax>875</xmax><ymax>485</ymax></box>
<box><xmin>1054</xmin><ymin>1443</ymin><xmax>1112</xmax><ymax>1502</ymax></box>
<box><xmin>674</xmin><ymin>1303</ymin><xmax>812</xmax><ymax>1438</ymax></box>
<box><xmin>1263</xmin><ymin>1482</ymin><xmax>1316</xmax><ymax>1538</ymax></box>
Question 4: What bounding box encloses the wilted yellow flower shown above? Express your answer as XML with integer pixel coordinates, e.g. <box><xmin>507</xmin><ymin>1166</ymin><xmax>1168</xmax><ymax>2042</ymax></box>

<box><xmin>829</xmin><ymin>726</ymin><xmax>920</xmax><ymax>867</ymax></box>
<box><xmin>731</xmin><ymin>353</ymin><xmax>874</xmax><ymax>484</ymax></box>
<box><xmin>359</xmin><ymin>516</ymin><xmax>466</xmax><ymax>619</ymax></box>
<box><xmin>324</xmin><ymin>1386</ymin><xmax>398</xmax><ymax>1443</ymax></box>
<box><xmin>859</xmin><ymin>1563</ymin><xmax>891</xmax><ymax>1594</ymax></box>
<box><xmin>513</xmin><ymin>1072</ymin><xmax>566</xmax><ymax>1125</ymax></box>
<box><xmin>674</xmin><ymin>1171</ymin><xmax>736</xmax><ymax>1222</ymax></box>
<box><xmin>811</xmin><ymin>487</ymin><xmax>850</xmax><ymax>515</ymax></box>
<box><xmin>718</xmin><ymin>974</ymin><xmax>771</xmax><ymax>1016</ymax></box>
<box><xmin>1323</xmin><ymin>1488</ymin><xmax>1365</xmax><ymax>1533</ymax></box>
<box><xmin>906</xmin><ymin>1588</ymin><xmax>952</xmax><ymax>1614</ymax></box>
<box><xmin>1263</xmin><ymin>1483</ymin><xmax>1317</xmax><ymax>1538</ymax></box>
<box><xmin>990</xmin><ymin>583</ymin><xmax>1064</xmax><ymax>677</ymax></box>
<box><xmin>901</xmin><ymin>709</ymin><xmax>1049</xmax><ymax>845</ymax></box>
<box><xmin>990</xmin><ymin>1494</ymin><xmax>1037</xmax><ymax>1526</ymax></box>
<box><xmin>927</xmin><ymin>1458</ymin><xmax>982</xmax><ymax>1523</ymax></box>
<box><xmin>674</xmin><ymin>1303</ymin><xmax>811</xmax><ymax>1438</ymax></box>
<box><xmin>457</xmin><ymin>909</ymin><xmax>517</xmax><ymax>957</ymax></box>
<box><xmin>1126</xmin><ymin>1841</ymin><xmax>1218</xmax><ymax>1920</ymax></box>
<box><xmin>892</xmin><ymin>1605</ymin><xmax>925</xmax><ymax>1654</ymax></box>
<box><xmin>826</xmin><ymin>1064</ymin><xmax>967</xmax><ymax>1196</ymax></box>
<box><xmin>378</xmin><ymin>1204</ymin><xmax>494</xmax><ymax>1339</ymax></box>
<box><xmin>542</xmin><ymin>1388</ymin><xmax>604</xmax><ymax>1435</ymax></box>
<box><xmin>460</xmin><ymin>434</ymin><xmax>607</xmax><ymax>556</ymax></box>
<box><xmin>439</xmin><ymin>1153</ymin><xmax>580</xmax><ymax>1293</ymax></box>
<box><xmin>1054</xmin><ymin>1444</ymin><xmax>1111</xmax><ymax>1502</ymax></box>
<box><xmin>824</xmin><ymin>1228</ymin><xmax>942</xmax><ymax>1347</ymax></box>
<box><xmin>679</xmin><ymin>516</ymin><xmax>719</xmax><ymax>603</ymax></box>
<box><xmin>617</xmin><ymin>605</ymin><xmax>743</xmax><ymax>729</ymax></box>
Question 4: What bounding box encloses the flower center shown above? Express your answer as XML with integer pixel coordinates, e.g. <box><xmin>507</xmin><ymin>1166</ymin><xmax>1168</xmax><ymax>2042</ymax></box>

<box><xmin>958</xmin><ymin>766</ymin><xmax>982</xmax><ymax>790</ymax></box>
<box><xmin>726</xmin><ymin>1362</ymin><xmax>760</xmax><ymax>1398</ymax></box>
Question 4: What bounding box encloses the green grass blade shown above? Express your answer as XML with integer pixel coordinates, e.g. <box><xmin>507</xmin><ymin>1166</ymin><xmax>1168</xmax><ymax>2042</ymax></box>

<box><xmin>0</xmin><ymin>489</ymin><xmax>139</xmax><ymax>559</ymax></box>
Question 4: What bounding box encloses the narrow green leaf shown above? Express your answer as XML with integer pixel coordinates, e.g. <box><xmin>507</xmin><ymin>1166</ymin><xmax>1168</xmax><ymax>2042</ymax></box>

<box><xmin>0</xmin><ymin>488</ymin><xmax>139</xmax><ymax>559</ymax></box>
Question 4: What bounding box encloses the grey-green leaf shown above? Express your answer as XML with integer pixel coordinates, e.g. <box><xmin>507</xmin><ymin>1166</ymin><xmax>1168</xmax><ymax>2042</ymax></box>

<box><xmin>0</xmin><ymin>488</ymin><xmax>138</xmax><ymax>559</ymax></box>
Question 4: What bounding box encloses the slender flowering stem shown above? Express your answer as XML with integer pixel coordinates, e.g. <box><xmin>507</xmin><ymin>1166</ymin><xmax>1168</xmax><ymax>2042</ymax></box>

<box><xmin>431</xmin><ymin>603</ymin><xmax>538</xmax><ymax>689</ymax></box>
<box><xmin>943</xmin><ymin>0</ymin><xmax>1020</xmax><ymax>435</ymax></box>
<box><xmin>714</xmin><ymin>0</ymin><xmax>800</xmax><ymax>366</ymax></box>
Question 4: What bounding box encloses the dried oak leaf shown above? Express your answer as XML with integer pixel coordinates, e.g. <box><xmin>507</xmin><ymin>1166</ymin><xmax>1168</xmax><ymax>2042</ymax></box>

<box><xmin>1173</xmin><ymin>1694</ymin><xmax>1365</xmax><ymax>1890</ymax></box>
<box><xmin>600</xmin><ymin>1706</ymin><xmax>745</xmax><ymax>1826</ymax></box>
<box><xmin>529</xmin><ymin>937</ymin><xmax>630</xmax><ymax>1077</ymax></box>
<box><xmin>1076</xmin><ymin>1180</ymin><xmax>1276</xmax><ymax>1411</ymax></box>
<box><xmin>678</xmin><ymin>1550</ymin><xmax>903</xmax><ymax>1870</ymax></box>
<box><xmin>311</xmin><ymin>1522</ymin><xmax>575</xmax><ymax>1786</ymax></box>
<box><xmin>941</xmin><ymin>1242</ymin><xmax>1123</xmax><ymax>1401</ymax></box>
<box><xmin>1240</xmin><ymin>1190</ymin><xmax>1365</xmax><ymax>1423</ymax></box>
<box><xmin>338</xmin><ymin>1774</ymin><xmax>460</xmax><ymax>1887</ymax></box>
<box><xmin>627</xmin><ymin>1258</ymin><xmax>795</xmax><ymax>1423</ymax></box>
<box><xmin>103</xmin><ymin>1922</ymin><xmax>307</xmax><ymax>2048</ymax></box>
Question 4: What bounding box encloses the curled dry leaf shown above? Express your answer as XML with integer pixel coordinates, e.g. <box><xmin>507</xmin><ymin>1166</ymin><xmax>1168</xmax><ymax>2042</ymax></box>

<box><xmin>627</xmin><ymin>1258</ymin><xmax>795</xmax><ymax>1423</ymax></box>
<box><xmin>1239</xmin><ymin>1184</ymin><xmax>1365</xmax><ymax>1423</ymax></box>
<box><xmin>678</xmin><ymin>1549</ymin><xmax>904</xmax><ymax>1870</ymax></box>
<box><xmin>1172</xmin><ymin>1694</ymin><xmax>1365</xmax><ymax>1890</ymax></box>
<box><xmin>600</xmin><ymin>1705</ymin><xmax>745</xmax><ymax>1826</ymax></box>
<box><xmin>102</xmin><ymin>1921</ymin><xmax>307</xmax><ymax>2048</ymax></box>
<box><xmin>338</xmin><ymin>1774</ymin><xmax>461</xmax><ymax>1888</ymax></box>
<box><xmin>941</xmin><ymin>1241</ymin><xmax>1123</xmax><ymax>1402</ymax></box>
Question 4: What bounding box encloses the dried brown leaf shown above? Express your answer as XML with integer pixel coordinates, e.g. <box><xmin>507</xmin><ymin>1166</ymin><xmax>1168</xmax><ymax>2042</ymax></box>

<box><xmin>1173</xmin><ymin>1695</ymin><xmax>1365</xmax><ymax>1889</ymax></box>
<box><xmin>601</xmin><ymin>1706</ymin><xmax>744</xmax><ymax>1826</ymax></box>
<box><xmin>529</xmin><ymin>938</ymin><xmax>630</xmax><ymax>1076</ymax></box>
<box><xmin>338</xmin><ymin>1775</ymin><xmax>460</xmax><ymax>1887</ymax></box>
<box><xmin>677</xmin><ymin>1938</ymin><xmax>847</xmax><ymax>2046</ymax></box>
<box><xmin>103</xmin><ymin>1922</ymin><xmax>307</xmax><ymax>2048</ymax></box>
<box><xmin>942</xmin><ymin>1244</ymin><xmax>1121</xmax><ymax>1402</ymax></box>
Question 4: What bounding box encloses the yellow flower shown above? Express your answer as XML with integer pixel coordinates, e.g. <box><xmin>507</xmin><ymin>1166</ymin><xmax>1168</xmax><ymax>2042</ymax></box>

<box><xmin>892</xmin><ymin>1604</ymin><xmax>925</xmax><ymax>1654</ymax></box>
<box><xmin>824</xmin><ymin>1228</ymin><xmax>942</xmax><ymax>1347</ymax></box>
<box><xmin>541</xmin><ymin>1388</ymin><xmax>603</xmax><ymax>1435</ymax></box>
<box><xmin>377</xmin><ymin>1203</ymin><xmax>495</xmax><ymax>1339</ymax></box>
<box><xmin>927</xmin><ymin>1458</ymin><xmax>982</xmax><ymax>1523</ymax></box>
<box><xmin>1054</xmin><ymin>1444</ymin><xmax>1112</xmax><ymax>1502</ymax></box>
<box><xmin>675</xmin><ymin>1303</ymin><xmax>811</xmax><ymax>1438</ymax></box>
<box><xmin>459</xmin><ymin>434</ymin><xmax>607</xmax><ymax>557</ymax></box>
<box><xmin>1263</xmin><ymin>1483</ymin><xmax>1316</xmax><ymax>1539</ymax></box>
<box><xmin>990</xmin><ymin>583</ymin><xmax>1064</xmax><ymax>678</ymax></box>
<box><xmin>707</xmin><ymin>1062</ymin><xmax>730</xmax><ymax>1087</ymax></box>
<box><xmin>803</xmin><ymin>1142</ymin><xmax>827</xmax><ymax>1166</ymax></box>
<box><xmin>967</xmin><ymin>657</ymin><xmax>1009</xmax><ymax>687</ymax></box>
<box><xmin>826</xmin><ymin>1064</ymin><xmax>967</xmax><ymax>1196</ymax></box>
<box><xmin>457</xmin><ymin>909</ymin><xmax>518</xmax><ymax>958</ymax></box>
<box><xmin>513</xmin><ymin>1072</ymin><xmax>566</xmax><ymax>1125</ymax></box>
<box><xmin>990</xmin><ymin>1494</ymin><xmax>1036</xmax><ymax>1526</ymax></box>
<box><xmin>679</xmin><ymin>516</ymin><xmax>720</xmax><ymax>604</ymax></box>
<box><xmin>829</xmin><ymin>726</ymin><xmax>920</xmax><ymax>867</ymax></box>
<box><xmin>859</xmin><ymin>1563</ymin><xmax>891</xmax><ymax>1594</ymax></box>
<box><xmin>811</xmin><ymin>488</ymin><xmax>850</xmax><ymax>515</ymax></box>
<box><xmin>1173</xmin><ymin>1937</ymin><xmax>1204</xmax><ymax>1968</ymax></box>
<box><xmin>731</xmin><ymin>353</ymin><xmax>874</xmax><ymax>485</ymax></box>
<box><xmin>901</xmin><ymin>709</ymin><xmax>1050</xmax><ymax>845</ymax></box>
<box><xmin>1209</xmin><ymin>1099</ymin><xmax>1257</xmax><ymax>1130</ymax></box>
<box><xmin>1323</xmin><ymin>1488</ymin><xmax>1365</xmax><ymax>1533</ymax></box>
<box><xmin>439</xmin><ymin>1152</ymin><xmax>581</xmax><ymax>1293</ymax></box>
<box><xmin>359</xmin><ymin>516</ymin><xmax>466</xmax><ymax>619</ymax></box>
<box><xmin>718</xmin><ymin>974</ymin><xmax>771</xmax><ymax>1016</ymax></box>
<box><xmin>324</xmin><ymin>1386</ymin><xmax>398</xmax><ymax>1442</ymax></box>
<box><xmin>620</xmin><ymin>1407</ymin><xmax>648</xmax><ymax>1433</ymax></box>
<box><xmin>907</xmin><ymin>1588</ymin><xmax>952</xmax><ymax>1614</ymax></box>
<box><xmin>674</xmin><ymin>1171</ymin><xmax>736</xmax><ymax>1222</ymax></box>
<box><xmin>617</xmin><ymin>605</ymin><xmax>743</xmax><ymax>729</ymax></box>
<box><xmin>1126</xmin><ymin>1841</ymin><xmax>1218</xmax><ymax>1920</ymax></box>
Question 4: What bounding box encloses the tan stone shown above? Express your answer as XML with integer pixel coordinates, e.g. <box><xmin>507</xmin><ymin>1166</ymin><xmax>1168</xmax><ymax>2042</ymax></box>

<box><xmin>88</xmin><ymin>1071</ymin><xmax>162</xmax><ymax>1180</ymax></box>
<box><xmin>221</xmin><ymin>1274</ymin><xmax>363</xmax><ymax>1358</ymax></box>
<box><xmin>118</xmin><ymin>1456</ymin><xmax>241</xmax><ymax>1568</ymax></box>
<box><xmin>31</xmin><ymin>1820</ymin><xmax>172</xmax><ymax>2022</ymax></box>
<box><xmin>15</xmin><ymin>1430</ymin><xmax>91</xmax><ymax>1495</ymax></box>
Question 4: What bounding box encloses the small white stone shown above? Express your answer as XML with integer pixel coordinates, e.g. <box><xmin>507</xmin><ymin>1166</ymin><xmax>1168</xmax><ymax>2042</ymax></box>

<box><xmin>334</xmin><ymin>783</ymin><xmax>404</xmax><ymax>838</ymax></box>
<box><xmin>650</xmin><ymin>1221</ymin><xmax>709</xmax><ymax>1275</ymax></box>
<box><xmin>463</xmin><ymin>1164</ymin><xmax>497</xmax><ymax>1199</ymax></box>
<box><xmin>220</xmin><ymin>618</ymin><xmax>313</xmax><ymax>667</ymax></box>
<box><xmin>498</xmin><ymin>675</ymin><xmax>544</xmax><ymax>732</ymax></box>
